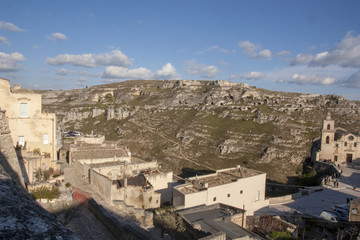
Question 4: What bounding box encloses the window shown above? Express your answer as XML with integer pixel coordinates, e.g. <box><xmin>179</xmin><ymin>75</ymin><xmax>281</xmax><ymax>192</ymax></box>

<box><xmin>349</xmin><ymin>135</ymin><xmax>354</xmax><ymax>141</ymax></box>
<box><xmin>355</xmin><ymin>143</ymin><xmax>357</xmax><ymax>147</ymax></box>
<box><xmin>213</xmin><ymin>197</ymin><xmax>216</xmax><ymax>202</ymax></box>
<box><xmin>227</xmin><ymin>194</ymin><xmax>230</xmax><ymax>198</ymax></box>
<box><xmin>334</xmin><ymin>156</ymin><xmax>338</xmax><ymax>162</ymax></box>
<box><xmin>43</xmin><ymin>134</ymin><xmax>49</xmax><ymax>144</ymax></box>
<box><xmin>327</xmin><ymin>124</ymin><xmax>331</xmax><ymax>130</ymax></box>
<box><xmin>20</xmin><ymin>103</ymin><xmax>28</xmax><ymax>117</ymax></box>
<box><xmin>345</xmin><ymin>142</ymin><xmax>348</xmax><ymax>147</ymax></box>
<box><xmin>326</xmin><ymin>136</ymin><xmax>330</xmax><ymax>144</ymax></box>
<box><xmin>240</xmin><ymin>190</ymin><xmax>243</xmax><ymax>194</ymax></box>
<box><xmin>18</xmin><ymin>136</ymin><xmax>25</xmax><ymax>147</ymax></box>
<box><xmin>256</xmin><ymin>191</ymin><xmax>260</xmax><ymax>201</ymax></box>
<box><xmin>336</xmin><ymin>144</ymin><xmax>339</xmax><ymax>147</ymax></box>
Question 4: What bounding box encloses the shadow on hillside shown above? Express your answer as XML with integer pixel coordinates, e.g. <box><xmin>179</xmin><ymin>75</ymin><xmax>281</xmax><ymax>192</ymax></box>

<box><xmin>178</xmin><ymin>167</ymin><xmax>216</xmax><ymax>179</ymax></box>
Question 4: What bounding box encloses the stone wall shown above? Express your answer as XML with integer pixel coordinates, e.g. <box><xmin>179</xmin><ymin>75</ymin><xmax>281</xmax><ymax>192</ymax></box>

<box><xmin>89</xmin><ymin>168</ymin><xmax>113</xmax><ymax>200</ymax></box>
<box><xmin>87</xmin><ymin>198</ymin><xmax>150</xmax><ymax>240</ymax></box>
<box><xmin>0</xmin><ymin>109</ymin><xmax>25</xmax><ymax>186</ymax></box>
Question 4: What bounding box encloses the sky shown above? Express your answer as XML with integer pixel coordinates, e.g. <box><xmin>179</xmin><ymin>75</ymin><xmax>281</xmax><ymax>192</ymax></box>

<box><xmin>1</xmin><ymin>1</ymin><xmax>360</xmax><ymax>99</ymax></box>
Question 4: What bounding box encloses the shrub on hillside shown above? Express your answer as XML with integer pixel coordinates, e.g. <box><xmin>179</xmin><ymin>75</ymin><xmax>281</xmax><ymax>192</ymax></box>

<box><xmin>31</xmin><ymin>186</ymin><xmax>60</xmax><ymax>200</ymax></box>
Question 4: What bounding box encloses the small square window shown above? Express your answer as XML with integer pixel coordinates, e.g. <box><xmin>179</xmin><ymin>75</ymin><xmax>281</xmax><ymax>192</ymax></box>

<box><xmin>240</xmin><ymin>190</ymin><xmax>243</xmax><ymax>194</ymax></box>
<box><xmin>213</xmin><ymin>197</ymin><xmax>216</xmax><ymax>202</ymax></box>
<box><xmin>227</xmin><ymin>194</ymin><xmax>230</xmax><ymax>197</ymax></box>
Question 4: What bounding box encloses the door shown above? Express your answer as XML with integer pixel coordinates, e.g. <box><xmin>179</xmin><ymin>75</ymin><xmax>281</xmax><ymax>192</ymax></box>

<box><xmin>346</xmin><ymin>154</ymin><xmax>353</xmax><ymax>163</ymax></box>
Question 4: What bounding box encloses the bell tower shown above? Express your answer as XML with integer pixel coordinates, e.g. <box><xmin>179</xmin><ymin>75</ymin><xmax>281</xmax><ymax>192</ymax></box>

<box><xmin>319</xmin><ymin>112</ymin><xmax>336</xmax><ymax>161</ymax></box>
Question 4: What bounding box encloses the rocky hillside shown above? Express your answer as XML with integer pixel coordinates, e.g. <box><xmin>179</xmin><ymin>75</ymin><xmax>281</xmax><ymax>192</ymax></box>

<box><xmin>39</xmin><ymin>80</ymin><xmax>360</xmax><ymax>183</ymax></box>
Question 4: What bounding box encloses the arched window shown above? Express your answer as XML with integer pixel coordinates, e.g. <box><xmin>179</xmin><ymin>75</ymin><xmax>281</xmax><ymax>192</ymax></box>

<box><xmin>345</xmin><ymin>142</ymin><xmax>348</xmax><ymax>147</ymax></box>
<box><xmin>326</xmin><ymin>136</ymin><xmax>330</xmax><ymax>144</ymax></box>
<box><xmin>327</xmin><ymin>124</ymin><xmax>331</xmax><ymax>130</ymax></box>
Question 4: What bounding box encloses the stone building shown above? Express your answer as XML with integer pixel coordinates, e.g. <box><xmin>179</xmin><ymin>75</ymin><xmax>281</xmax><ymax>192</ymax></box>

<box><xmin>0</xmin><ymin>77</ymin><xmax>57</xmax><ymax>160</ymax></box>
<box><xmin>350</xmin><ymin>198</ymin><xmax>360</xmax><ymax>222</ymax></box>
<box><xmin>317</xmin><ymin>113</ymin><xmax>360</xmax><ymax>163</ymax></box>
<box><xmin>69</xmin><ymin>141</ymin><xmax>173</xmax><ymax>209</ymax></box>
<box><xmin>173</xmin><ymin>166</ymin><xmax>269</xmax><ymax>215</ymax></box>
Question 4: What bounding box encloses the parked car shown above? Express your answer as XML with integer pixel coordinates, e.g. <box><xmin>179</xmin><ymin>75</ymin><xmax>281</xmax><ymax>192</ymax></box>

<box><xmin>320</xmin><ymin>210</ymin><xmax>347</xmax><ymax>222</ymax></box>
<box><xmin>69</xmin><ymin>131</ymin><xmax>81</xmax><ymax>136</ymax></box>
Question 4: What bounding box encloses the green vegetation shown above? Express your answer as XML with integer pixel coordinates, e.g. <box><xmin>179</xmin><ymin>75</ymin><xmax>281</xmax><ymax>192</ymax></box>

<box><xmin>33</xmin><ymin>148</ymin><xmax>41</xmax><ymax>155</ymax></box>
<box><xmin>154</xmin><ymin>211</ymin><xmax>186</xmax><ymax>238</ymax></box>
<box><xmin>268</xmin><ymin>231</ymin><xmax>293</xmax><ymax>239</ymax></box>
<box><xmin>34</xmin><ymin>168</ymin><xmax>51</xmax><ymax>182</ymax></box>
<box><xmin>31</xmin><ymin>186</ymin><xmax>61</xmax><ymax>200</ymax></box>
<box><xmin>298</xmin><ymin>170</ymin><xmax>317</xmax><ymax>186</ymax></box>
<box><xmin>65</xmin><ymin>182</ymin><xmax>71</xmax><ymax>188</ymax></box>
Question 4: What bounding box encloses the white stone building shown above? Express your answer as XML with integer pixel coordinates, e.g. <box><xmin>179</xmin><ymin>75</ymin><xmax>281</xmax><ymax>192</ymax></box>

<box><xmin>173</xmin><ymin>166</ymin><xmax>269</xmax><ymax>215</ymax></box>
<box><xmin>0</xmin><ymin>77</ymin><xmax>57</xmax><ymax>160</ymax></box>
<box><xmin>317</xmin><ymin>113</ymin><xmax>360</xmax><ymax>163</ymax></box>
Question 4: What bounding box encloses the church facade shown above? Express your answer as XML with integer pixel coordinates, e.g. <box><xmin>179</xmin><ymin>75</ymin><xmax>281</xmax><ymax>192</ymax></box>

<box><xmin>317</xmin><ymin>113</ymin><xmax>360</xmax><ymax>163</ymax></box>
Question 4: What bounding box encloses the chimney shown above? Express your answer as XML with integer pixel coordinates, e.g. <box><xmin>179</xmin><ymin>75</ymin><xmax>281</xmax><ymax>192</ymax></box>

<box><xmin>13</xmin><ymin>84</ymin><xmax>21</xmax><ymax>90</ymax></box>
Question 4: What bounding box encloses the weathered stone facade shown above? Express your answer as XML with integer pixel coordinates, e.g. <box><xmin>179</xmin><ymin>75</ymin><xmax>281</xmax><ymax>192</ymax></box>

<box><xmin>0</xmin><ymin>77</ymin><xmax>57</xmax><ymax>160</ymax></box>
<box><xmin>317</xmin><ymin>113</ymin><xmax>360</xmax><ymax>163</ymax></box>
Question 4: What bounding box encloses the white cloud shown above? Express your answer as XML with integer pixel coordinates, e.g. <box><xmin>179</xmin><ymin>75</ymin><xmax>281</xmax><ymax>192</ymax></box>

<box><xmin>0</xmin><ymin>36</ymin><xmax>10</xmax><ymax>45</ymax></box>
<box><xmin>266</xmin><ymin>65</ymin><xmax>356</xmax><ymax>87</ymax></box>
<box><xmin>291</xmin><ymin>32</ymin><xmax>360</xmax><ymax>68</ymax></box>
<box><xmin>238</xmin><ymin>40</ymin><xmax>271</xmax><ymax>60</ymax></box>
<box><xmin>153</xmin><ymin>63</ymin><xmax>181</xmax><ymax>80</ymax></box>
<box><xmin>257</xmin><ymin>49</ymin><xmax>272</xmax><ymax>60</ymax></box>
<box><xmin>46</xmin><ymin>50</ymin><xmax>131</xmax><ymax>68</ymax></box>
<box><xmin>244</xmin><ymin>71</ymin><xmax>265</xmax><ymax>80</ymax></box>
<box><xmin>56</xmin><ymin>68</ymin><xmax>68</xmax><ymax>76</ymax></box>
<box><xmin>0</xmin><ymin>21</ymin><xmax>24</xmax><ymax>31</ymax></box>
<box><xmin>229</xmin><ymin>71</ymin><xmax>265</xmax><ymax>81</ymax></box>
<box><xmin>48</xmin><ymin>32</ymin><xmax>68</xmax><ymax>41</ymax></box>
<box><xmin>0</xmin><ymin>52</ymin><xmax>25</xmax><ymax>72</ymax></box>
<box><xmin>185</xmin><ymin>60</ymin><xmax>219</xmax><ymax>78</ymax></box>
<box><xmin>195</xmin><ymin>45</ymin><xmax>229</xmax><ymax>54</ymax></box>
<box><xmin>103</xmin><ymin>66</ymin><xmax>153</xmax><ymax>79</ymax></box>
<box><xmin>289</xmin><ymin>73</ymin><xmax>336</xmax><ymax>85</ymax></box>
<box><xmin>276</xmin><ymin>51</ymin><xmax>290</xmax><ymax>57</ymax></box>
<box><xmin>94</xmin><ymin>50</ymin><xmax>131</xmax><ymax>67</ymax></box>
<box><xmin>342</xmin><ymin>71</ymin><xmax>360</xmax><ymax>88</ymax></box>
<box><xmin>290</xmin><ymin>54</ymin><xmax>314</xmax><ymax>65</ymax></box>
<box><xmin>103</xmin><ymin>63</ymin><xmax>181</xmax><ymax>80</ymax></box>
<box><xmin>309</xmin><ymin>31</ymin><xmax>360</xmax><ymax>68</ymax></box>
<box><xmin>238</xmin><ymin>41</ymin><xmax>259</xmax><ymax>55</ymax></box>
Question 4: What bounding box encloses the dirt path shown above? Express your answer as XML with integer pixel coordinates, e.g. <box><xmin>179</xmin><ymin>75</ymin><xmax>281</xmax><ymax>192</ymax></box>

<box><xmin>129</xmin><ymin>120</ymin><xmax>215</xmax><ymax>171</ymax></box>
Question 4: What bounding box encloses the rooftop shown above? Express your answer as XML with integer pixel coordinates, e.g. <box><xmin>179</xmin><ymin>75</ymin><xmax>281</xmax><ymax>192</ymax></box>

<box><xmin>87</xmin><ymin>157</ymin><xmax>147</xmax><ymax>168</ymax></box>
<box><xmin>179</xmin><ymin>204</ymin><xmax>261</xmax><ymax>240</ymax></box>
<box><xmin>177</xmin><ymin>167</ymin><xmax>263</xmax><ymax>194</ymax></box>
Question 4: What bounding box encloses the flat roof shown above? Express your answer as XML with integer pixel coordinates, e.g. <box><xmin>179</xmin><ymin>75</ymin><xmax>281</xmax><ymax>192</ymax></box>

<box><xmin>86</xmin><ymin>157</ymin><xmax>147</xmax><ymax>168</ymax></box>
<box><xmin>176</xmin><ymin>167</ymin><xmax>263</xmax><ymax>194</ymax></box>
<box><xmin>179</xmin><ymin>204</ymin><xmax>261</xmax><ymax>240</ymax></box>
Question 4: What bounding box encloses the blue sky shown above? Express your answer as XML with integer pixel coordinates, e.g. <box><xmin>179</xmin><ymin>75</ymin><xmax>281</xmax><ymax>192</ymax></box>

<box><xmin>1</xmin><ymin>1</ymin><xmax>360</xmax><ymax>99</ymax></box>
